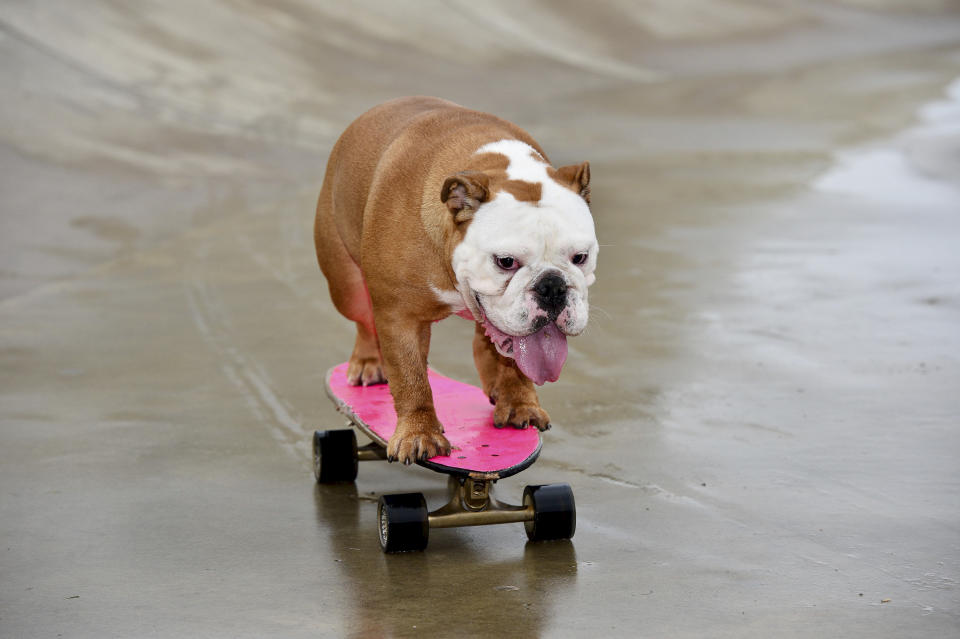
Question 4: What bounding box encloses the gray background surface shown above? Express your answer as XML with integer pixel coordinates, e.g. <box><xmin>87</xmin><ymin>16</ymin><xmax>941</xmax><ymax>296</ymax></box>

<box><xmin>2</xmin><ymin>1</ymin><xmax>959</xmax><ymax>636</ymax></box>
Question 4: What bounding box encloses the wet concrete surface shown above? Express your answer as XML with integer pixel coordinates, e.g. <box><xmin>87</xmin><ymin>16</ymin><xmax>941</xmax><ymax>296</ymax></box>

<box><xmin>2</xmin><ymin>1</ymin><xmax>959</xmax><ymax>636</ymax></box>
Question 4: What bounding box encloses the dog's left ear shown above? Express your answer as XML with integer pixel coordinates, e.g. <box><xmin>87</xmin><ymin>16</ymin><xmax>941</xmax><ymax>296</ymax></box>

<box><xmin>554</xmin><ymin>161</ymin><xmax>591</xmax><ymax>204</ymax></box>
<box><xmin>441</xmin><ymin>171</ymin><xmax>490</xmax><ymax>223</ymax></box>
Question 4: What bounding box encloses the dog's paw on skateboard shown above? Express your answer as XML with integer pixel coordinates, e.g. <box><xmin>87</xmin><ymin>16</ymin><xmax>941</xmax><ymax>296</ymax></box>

<box><xmin>387</xmin><ymin>417</ymin><xmax>452</xmax><ymax>464</ymax></box>
<box><xmin>493</xmin><ymin>397</ymin><xmax>551</xmax><ymax>431</ymax></box>
<box><xmin>347</xmin><ymin>356</ymin><xmax>386</xmax><ymax>387</ymax></box>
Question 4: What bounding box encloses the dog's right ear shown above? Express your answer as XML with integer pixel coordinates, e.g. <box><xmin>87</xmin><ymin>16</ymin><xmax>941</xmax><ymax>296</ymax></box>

<box><xmin>441</xmin><ymin>171</ymin><xmax>490</xmax><ymax>223</ymax></box>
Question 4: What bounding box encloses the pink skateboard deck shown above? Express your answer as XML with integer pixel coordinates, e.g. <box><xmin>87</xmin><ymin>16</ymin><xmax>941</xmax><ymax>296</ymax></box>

<box><xmin>325</xmin><ymin>363</ymin><xmax>542</xmax><ymax>479</ymax></box>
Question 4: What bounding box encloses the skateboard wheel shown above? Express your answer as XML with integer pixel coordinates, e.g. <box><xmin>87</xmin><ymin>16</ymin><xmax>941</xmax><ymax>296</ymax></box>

<box><xmin>313</xmin><ymin>429</ymin><xmax>358</xmax><ymax>483</ymax></box>
<box><xmin>523</xmin><ymin>484</ymin><xmax>576</xmax><ymax>542</ymax></box>
<box><xmin>378</xmin><ymin>493</ymin><xmax>429</xmax><ymax>553</ymax></box>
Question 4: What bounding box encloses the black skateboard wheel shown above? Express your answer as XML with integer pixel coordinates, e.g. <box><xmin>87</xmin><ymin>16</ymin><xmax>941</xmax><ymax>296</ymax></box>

<box><xmin>378</xmin><ymin>493</ymin><xmax>429</xmax><ymax>553</ymax></box>
<box><xmin>523</xmin><ymin>483</ymin><xmax>576</xmax><ymax>542</ymax></box>
<box><xmin>313</xmin><ymin>429</ymin><xmax>358</xmax><ymax>483</ymax></box>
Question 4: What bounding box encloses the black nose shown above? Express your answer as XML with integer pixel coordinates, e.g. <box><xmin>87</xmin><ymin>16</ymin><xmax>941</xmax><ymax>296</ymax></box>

<box><xmin>534</xmin><ymin>273</ymin><xmax>567</xmax><ymax>315</ymax></box>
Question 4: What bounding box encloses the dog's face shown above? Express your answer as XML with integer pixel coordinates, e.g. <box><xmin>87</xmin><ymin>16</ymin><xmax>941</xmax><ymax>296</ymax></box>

<box><xmin>447</xmin><ymin>140</ymin><xmax>598</xmax><ymax>384</ymax></box>
<box><xmin>454</xmin><ymin>188</ymin><xmax>597</xmax><ymax>337</ymax></box>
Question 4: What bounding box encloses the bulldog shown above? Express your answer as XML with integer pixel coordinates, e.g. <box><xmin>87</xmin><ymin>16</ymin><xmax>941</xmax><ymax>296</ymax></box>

<box><xmin>314</xmin><ymin>97</ymin><xmax>597</xmax><ymax>465</ymax></box>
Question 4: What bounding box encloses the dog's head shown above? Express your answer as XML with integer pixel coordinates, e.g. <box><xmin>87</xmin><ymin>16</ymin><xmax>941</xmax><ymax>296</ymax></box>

<box><xmin>442</xmin><ymin>140</ymin><xmax>598</xmax><ymax>385</ymax></box>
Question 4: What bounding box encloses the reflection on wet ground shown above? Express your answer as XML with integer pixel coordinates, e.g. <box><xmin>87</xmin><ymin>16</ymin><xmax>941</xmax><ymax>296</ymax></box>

<box><xmin>1</xmin><ymin>1</ymin><xmax>959</xmax><ymax>636</ymax></box>
<box><xmin>314</xmin><ymin>483</ymin><xmax>579</xmax><ymax>637</ymax></box>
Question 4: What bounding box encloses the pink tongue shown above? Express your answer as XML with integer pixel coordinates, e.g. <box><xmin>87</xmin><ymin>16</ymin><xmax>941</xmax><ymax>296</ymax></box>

<box><xmin>482</xmin><ymin>320</ymin><xmax>568</xmax><ymax>385</ymax></box>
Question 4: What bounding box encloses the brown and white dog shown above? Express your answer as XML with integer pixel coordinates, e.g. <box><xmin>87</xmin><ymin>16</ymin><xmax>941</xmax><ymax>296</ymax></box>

<box><xmin>314</xmin><ymin>97</ymin><xmax>597</xmax><ymax>465</ymax></box>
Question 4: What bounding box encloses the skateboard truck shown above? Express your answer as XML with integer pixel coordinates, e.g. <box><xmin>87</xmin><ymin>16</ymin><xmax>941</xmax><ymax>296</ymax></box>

<box><xmin>429</xmin><ymin>476</ymin><xmax>531</xmax><ymax>528</ymax></box>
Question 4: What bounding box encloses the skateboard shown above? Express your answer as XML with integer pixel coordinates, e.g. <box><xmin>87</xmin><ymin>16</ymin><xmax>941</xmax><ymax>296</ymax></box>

<box><xmin>314</xmin><ymin>362</ymin><xmax>576</xmax><ymax>552</ymax></box>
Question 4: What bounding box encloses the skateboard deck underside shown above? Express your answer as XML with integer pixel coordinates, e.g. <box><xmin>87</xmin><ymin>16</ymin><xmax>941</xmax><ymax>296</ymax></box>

<box><xmin>325</xmin><ymin>363</ymin><xmax>541</xmax><ymax>478</ymax></box>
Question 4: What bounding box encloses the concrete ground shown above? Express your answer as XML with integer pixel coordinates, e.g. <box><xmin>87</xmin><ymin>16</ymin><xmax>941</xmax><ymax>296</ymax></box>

<box><xmin>2</xmin><ymin>1</ymin><xmax>959</xmax><ymax>637</ymax></box>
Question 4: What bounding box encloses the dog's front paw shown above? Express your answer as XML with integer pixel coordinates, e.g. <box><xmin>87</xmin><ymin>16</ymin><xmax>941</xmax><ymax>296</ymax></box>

<box><xmin>386</xmin><ymin>413</ymin><xmax>451</xmax><ymax>464</ymax></box>
<box><xmin>493</xmin><ymin>394</ymin><xmax>551</xmax><ymax>431</ymax></box>
<box><xmin>347</xmin><ymin>355</ymin><xmax>386</xmax><ymax>387</ymax></box>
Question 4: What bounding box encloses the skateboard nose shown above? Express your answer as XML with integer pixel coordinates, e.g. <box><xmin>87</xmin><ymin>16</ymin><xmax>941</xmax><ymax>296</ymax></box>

<box><xmin>533</xmin><ymin>272</ymin><xmax>567</xmax><ymax>316</ymax></box>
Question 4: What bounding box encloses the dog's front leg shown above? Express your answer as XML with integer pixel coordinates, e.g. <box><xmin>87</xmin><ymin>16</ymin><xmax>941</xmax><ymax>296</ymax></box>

<box><xmin>472</xmin><ymin>322</ymin><xmax>551</xmax><ymax>431</ymax></box>
<box><xmin>377</xmin><ymin>314</ymin><xmax>452</xmax><ymax>464</ymax></box>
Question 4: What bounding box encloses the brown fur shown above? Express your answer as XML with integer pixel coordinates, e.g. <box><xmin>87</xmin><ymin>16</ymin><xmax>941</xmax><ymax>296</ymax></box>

<box><xmin>314</xmin><ymin>97</ymin><xmax>586</xmax><ymax>463</ymax></box>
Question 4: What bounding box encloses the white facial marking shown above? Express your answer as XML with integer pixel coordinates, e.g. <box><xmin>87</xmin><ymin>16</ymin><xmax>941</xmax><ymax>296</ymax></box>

<box><xmin>477</xmin><ymin>139</ymin><xmax>549</xmax><ymax>182</ymax></box>
<box><xmin>452</xmin><ymin>139</ymin><xmax>598</xmax><ymax>337</ymax></box>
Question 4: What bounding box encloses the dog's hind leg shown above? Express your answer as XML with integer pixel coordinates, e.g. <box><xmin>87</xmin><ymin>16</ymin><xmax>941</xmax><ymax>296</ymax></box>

<box><xmin>314</xmin><ymin>182</ymin><xmax>385</xmax><ymax>387</ymax></box>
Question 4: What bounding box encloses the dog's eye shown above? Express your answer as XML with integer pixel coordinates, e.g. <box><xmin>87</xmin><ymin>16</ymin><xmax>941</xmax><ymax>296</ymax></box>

<box><xmin>494</xmin><ymin>255</ymin><xmax>519</xmax><ymax>271</ymax></box>
<box><xmin>572</xmin><ymin>252</ymin><xmax>589</xmax><ymax>266</ymax></box>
